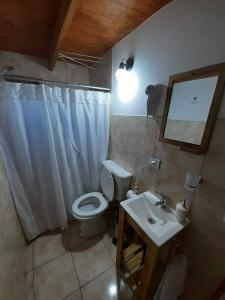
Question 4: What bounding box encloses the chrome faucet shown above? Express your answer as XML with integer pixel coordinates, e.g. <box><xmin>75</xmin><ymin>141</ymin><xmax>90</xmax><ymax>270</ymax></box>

<box><xmin>154</xmin><ymin>191</ymin><xmax>167</xmax><ymax>208</ymax></box>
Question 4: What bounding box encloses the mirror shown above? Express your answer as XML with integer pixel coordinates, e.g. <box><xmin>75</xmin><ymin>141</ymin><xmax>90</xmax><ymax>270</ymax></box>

<box><xmin>160</xmin><ymin>63</ymin><xmax>225</xmax><ymax>153</ymax></box>
<box><xmin>164</xmin><ymin>76</ymin><xmax>218</xmax><ymax>145</ymax></box>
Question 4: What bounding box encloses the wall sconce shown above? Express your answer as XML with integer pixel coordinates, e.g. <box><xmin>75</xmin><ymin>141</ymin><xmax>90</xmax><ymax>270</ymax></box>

<box><xmin>115</xmin><ymin>57</ymin><xmax>138</xmax><ymax>103</ymax></box>
<box><xmin>115</xmin><ymin>57</ymin><xmax>134</xmax><ymax>81</ymax></box>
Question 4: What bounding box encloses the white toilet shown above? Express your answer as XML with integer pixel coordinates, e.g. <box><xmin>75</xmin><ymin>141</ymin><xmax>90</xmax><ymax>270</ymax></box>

<box><xmin>72</xmin><ymin>160</ymin><xmax>131</xmax><ymax>238</ymax></box>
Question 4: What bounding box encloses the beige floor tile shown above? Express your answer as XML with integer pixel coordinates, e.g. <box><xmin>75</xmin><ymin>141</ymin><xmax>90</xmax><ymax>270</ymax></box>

<box><xmin>63</xmin><ymin>222</ymin><xmax>89</xmax><ymax>250</ymax></box>
<box><xmin>72</xmin><ymin>240</ymin><xmax>113</xmax><ymax>286</ymax></box>
<box><xmin>64</xmin><ymin>289</ymin><xmax>83</xmax><ymax>300</ymax></box>
<box><xmin>26</xmin><ymin>271</ymin><xmax>34</xmax><ymax>300</ymax></box>
<box><xmin>102</xmin><ymin>232</ymin><xmax>116</xmax><ymax>264</ymax></box>
<box><xmin>34</xmin><ymin>232</ymin><xmax>67</xmax><ymax>267</ymax></box>
<box><xmin>81</xmin><ymin>267</ymin><xmax>134</xmax><ymax>300</ymax></box>
<box><xmin>34</xmin><ymin>252</ymin><xmax>79</xmax><ymax>300</ymax></box>
<box><xmin>26</xmin><ymin>243</ymin><xmax>34</xmax><ymax>272</ymax></box>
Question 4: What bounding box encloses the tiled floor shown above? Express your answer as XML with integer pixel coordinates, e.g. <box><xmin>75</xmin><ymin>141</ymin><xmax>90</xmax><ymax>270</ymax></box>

<box><xmin>26</xmin><ymin>222</ymin><xmax>134</xmax><ymax>300</ymax></box>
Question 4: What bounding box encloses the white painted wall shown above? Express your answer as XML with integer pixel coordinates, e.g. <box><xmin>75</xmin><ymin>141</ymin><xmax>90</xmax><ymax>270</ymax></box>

<box><xmin>112</xmin><ymin>0</ymin><xmax>225</xmax><ymax>117</ymax></box>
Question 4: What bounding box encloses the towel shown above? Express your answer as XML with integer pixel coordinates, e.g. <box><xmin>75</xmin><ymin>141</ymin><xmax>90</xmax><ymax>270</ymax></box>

<box><xmin>154</xmin><ymin>254</ymin><xmax>188</xmax><ymax>300</ymax></box>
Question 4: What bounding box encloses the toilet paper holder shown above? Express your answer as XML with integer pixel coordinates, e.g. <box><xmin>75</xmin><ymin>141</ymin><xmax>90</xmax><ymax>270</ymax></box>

<box><xmin>184</xmin><ymin>170</ymin><xmax>202</xmax><ymax>192</ymax></box>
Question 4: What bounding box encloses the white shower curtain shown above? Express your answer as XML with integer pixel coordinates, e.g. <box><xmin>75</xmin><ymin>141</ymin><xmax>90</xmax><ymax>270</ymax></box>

<box><xmin>0</xmin><ymin>82</ymin><xmax>110</xmax><ymax>240</ymax></box>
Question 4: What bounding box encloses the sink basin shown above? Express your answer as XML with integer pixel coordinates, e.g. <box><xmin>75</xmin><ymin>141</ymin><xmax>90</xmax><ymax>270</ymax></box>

<box><xmin>121</xmin><ymin>191</ymin><xmax>189</xmax><ymax>247</ymax></box>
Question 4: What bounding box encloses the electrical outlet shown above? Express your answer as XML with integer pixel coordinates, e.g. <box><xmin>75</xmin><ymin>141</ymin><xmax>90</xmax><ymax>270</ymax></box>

<box><xmin>148</xmin><ymin>157</ymin><xmax>161</xmax><ymax>169</ymax></box>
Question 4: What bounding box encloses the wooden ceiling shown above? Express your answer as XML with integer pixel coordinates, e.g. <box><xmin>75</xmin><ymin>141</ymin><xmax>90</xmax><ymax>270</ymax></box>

<box><xmin>0</xmin><ymin>0</ymin><xmax>172</xmax><ymax>69</ymax></box>
<box><xmin>0</xmin><ymin>0</ymin><xmax>61</xmax><ymax>58</ymax></box>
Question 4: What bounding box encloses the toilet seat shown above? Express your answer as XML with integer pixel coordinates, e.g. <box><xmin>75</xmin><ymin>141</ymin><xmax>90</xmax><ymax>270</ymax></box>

<box><xmin>72</xmin><ymin>166</ymin><xmax>114</xmax><ymax>221</ymax></box>
<box><xmin>72</xmin><ymin>192</ymin><xmax>108</xmax><ymax>218</ymax></box>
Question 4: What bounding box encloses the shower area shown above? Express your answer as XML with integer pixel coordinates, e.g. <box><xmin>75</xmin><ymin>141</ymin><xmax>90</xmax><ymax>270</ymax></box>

<box><xmin>0</xmin><ymin>51</ymin><xmax>113</xmax><ymax>300</ymax></box>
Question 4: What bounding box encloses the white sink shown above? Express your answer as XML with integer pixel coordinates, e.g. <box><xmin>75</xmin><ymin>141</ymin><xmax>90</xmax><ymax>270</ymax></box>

<box><xmin>121</xmin><ymin>191</ymin><xmax>189</xmax><ymax>247</ymax></box>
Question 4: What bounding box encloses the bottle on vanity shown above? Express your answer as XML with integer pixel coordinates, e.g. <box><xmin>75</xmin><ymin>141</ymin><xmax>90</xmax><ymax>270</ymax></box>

<box><xmin>176</xmin><ymin>199</ymin><xmax>189</xmax><ymax>223</ymax></box>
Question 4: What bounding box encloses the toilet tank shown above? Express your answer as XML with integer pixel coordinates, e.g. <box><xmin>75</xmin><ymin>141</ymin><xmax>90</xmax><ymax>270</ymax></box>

<box><xmin>102</xmin><ymin>160</ymin><xmax>132</xmax><ymax>201</ymax></box>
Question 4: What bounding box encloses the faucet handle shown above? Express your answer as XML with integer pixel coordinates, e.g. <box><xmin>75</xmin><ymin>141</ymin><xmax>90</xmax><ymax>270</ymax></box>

<box><xmin>155</xmin><ymin>191</ymin><xmax>167</xmax><ymax>200</ymax></box>
<box><xmin>155</xmin><ymin>191</ymin><xmax>167</xmax><ymax>208</ymax></box>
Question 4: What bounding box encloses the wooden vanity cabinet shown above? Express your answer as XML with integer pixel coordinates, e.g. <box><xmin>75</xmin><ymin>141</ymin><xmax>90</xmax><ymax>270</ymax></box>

<box><xmin>116</xmin><ymin>207</ymin><xmax>185</xmax><ymax>300</ymax></box>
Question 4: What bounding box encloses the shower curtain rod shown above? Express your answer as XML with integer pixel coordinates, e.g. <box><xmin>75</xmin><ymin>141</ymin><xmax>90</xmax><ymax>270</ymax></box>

<box><xmin>3</xmin><ymin>74</ymin><xmax>111</xmax><ymax>92</ymax></box>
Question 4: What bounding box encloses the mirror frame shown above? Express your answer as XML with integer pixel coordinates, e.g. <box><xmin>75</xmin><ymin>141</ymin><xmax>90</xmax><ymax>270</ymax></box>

<box><xmin>160</xmin><ymin>63</ymin><xmax>225</xmax><ymax>154</ymax></box>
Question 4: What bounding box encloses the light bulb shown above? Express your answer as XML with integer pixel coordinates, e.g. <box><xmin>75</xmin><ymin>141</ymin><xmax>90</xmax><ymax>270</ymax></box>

<box><xmin>115</xmin><ymin>68</ymin><xmax>127</xmax><ymax>81</ymax></box>
<box><xmin>117</xmin><ymin>70</ymin><xmax>139</xmax><ymax>103</ymax></box>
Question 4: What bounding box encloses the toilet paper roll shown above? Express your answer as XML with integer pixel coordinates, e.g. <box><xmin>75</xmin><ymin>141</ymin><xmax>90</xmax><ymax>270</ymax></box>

<box><xmin>176</xmin><ymin>203</ymin><xmax>188</xmax><ymax>223</ymax></box>
<box><xmin>126</xmin><ymin>190</ymin><xmax>137</xmax><ymax>199</ymax></box>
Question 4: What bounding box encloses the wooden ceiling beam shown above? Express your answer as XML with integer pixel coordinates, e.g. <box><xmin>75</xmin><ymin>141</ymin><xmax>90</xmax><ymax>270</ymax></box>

<box><xmin>49</xmin><ymin>0</ymin><xmax>79</xmax><ymax>70</ymax></box>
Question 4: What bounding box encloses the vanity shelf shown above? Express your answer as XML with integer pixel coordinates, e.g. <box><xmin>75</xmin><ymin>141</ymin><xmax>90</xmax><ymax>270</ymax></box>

<box><xmin>123</xmin><ymin>248</ymin><xmax>144</xmax><ymax>272</ymax></box>
<box><xmin>123</xmin><ymin>243</ymin><xmax>144</xmax><ymax>261</ymax></box>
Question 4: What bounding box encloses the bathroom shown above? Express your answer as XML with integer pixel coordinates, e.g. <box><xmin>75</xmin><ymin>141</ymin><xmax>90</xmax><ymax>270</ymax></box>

<box><xmin>0</xmin><ymin>0</ymin><xmax>225</xmax><ymax>299</ymax></box>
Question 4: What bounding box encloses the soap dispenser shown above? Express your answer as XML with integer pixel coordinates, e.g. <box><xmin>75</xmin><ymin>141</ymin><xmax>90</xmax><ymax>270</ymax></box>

<box><xmin>176</xmin><ymin>199</ymin><xmax>188</xmax><ymax>223</ymax></box>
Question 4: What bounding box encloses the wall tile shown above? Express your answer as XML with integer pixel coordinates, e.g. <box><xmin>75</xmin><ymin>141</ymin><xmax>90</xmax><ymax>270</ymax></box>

<box><xmin>151</xmin><ymin>142</ymin><xmax>204</xmax><ymax>207</ymax></box>
<box><xmin>26</xmin><ymin>243</ymin><xmax>34</xmax><ymax>273</ymax></box>
<box><xmin>202</xmin><ymin>118</ymin><xmax>225</xmax><ymax>189</ymax></box>
<box><xmin>205</xmin><ymin>119</ymin><xmax>225</xmax><ymax>159</ymax></box>
<box><xmin>202</xmin><ymin>158</ymin><xmax>225</xmax><ymax>189</ymax></box>
<box><xmin>26</xmin><ymin>271</ymin><xmax>35</xmax><ymax>300</ymax></box>
<box><xmin>0</xmin><ymin>273</ymin><xmax>27</xmax><ymax>300</ymax></box>
<box><xmin>0</xmin><ymin>155</ymin><xmax>27</xmax><ymax>299</ymax></box>
<box><xmin>183</xmin><ymin>226</ymin><xmax>225</xmax><ymax>300</ymax></box>
<box><xmin>89</xmin><ymin>50</ymin><xmax>112</xmax><ymax>88</ymax></box>
<box><xmin>191</xmin><ymin>182</ymin><xmax>225</xmax><ymax>253</ymax></box>
<box><xmin>109</xmin><ymin>114</ymin><xmax>225</xmax><ymax>298</ymax></box>
<box><xmin>108</xmin><ymin>115</ymin><xmax>129</xmax><ymax>169</ymax></box>
<box><xmin>0</xmin><ymin>50</ymin><xmax>89</xmax><ymax>85</ymax></box>
<box><xmin>109</xmin><ymin>116</ymin><xmax>157</xmax><ymax>188</ymax></box>
<box><xmin>109</xmin><ymin>115</ymin><xmax>205</xmax><ymax>206</ymax></box>
<box><xmin>109</xmin><ymin>115</ymin><xmax>129</xmax><ymax>152</ymax></box>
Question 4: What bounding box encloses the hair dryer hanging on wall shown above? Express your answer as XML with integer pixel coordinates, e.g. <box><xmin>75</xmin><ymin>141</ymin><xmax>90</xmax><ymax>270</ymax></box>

<box><xmin>145</xmin><ymin>84</ymin><xmax>167</xmax><ymax>117</ymax></box>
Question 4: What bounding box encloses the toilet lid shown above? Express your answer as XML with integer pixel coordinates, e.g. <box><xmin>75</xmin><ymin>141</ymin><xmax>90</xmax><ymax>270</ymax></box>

<box><xmin>100</xmin><ymin>166</ymin><xmax>114</xmax><ymax>202</ymax></box>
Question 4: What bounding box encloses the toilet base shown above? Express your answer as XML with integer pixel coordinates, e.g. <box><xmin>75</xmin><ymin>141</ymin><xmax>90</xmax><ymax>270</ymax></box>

<box><xmin>76</xmin><ymin>214</ymin><xmax>106</xmax><ymax>238</ymax></box>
